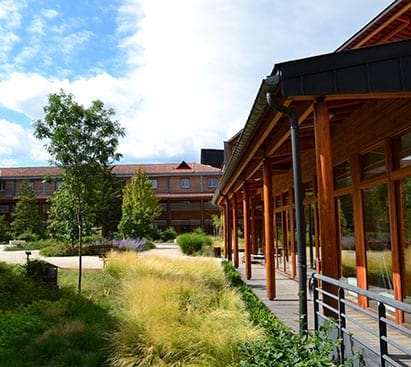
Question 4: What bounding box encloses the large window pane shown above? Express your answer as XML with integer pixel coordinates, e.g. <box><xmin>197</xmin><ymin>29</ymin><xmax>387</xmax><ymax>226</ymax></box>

<box><xmin>400</xmin><ymin>178</ymin><xmax>411</xmax><ymax>321</ymax></box>
<box><xmin>338</xmin><ymin>194</ymin><xmax>356</xmax><ymax>283</ymax></box>
<box><xmin>363</xmin><ymin>184</ymin><xmax>393</xmax><ymax>295</ymax></box>
<box><xmin>393</xmin><ymin>131</ymin><xmax>411</xmax><ymax>169</ymax></box>
<box><xmin>361</xmin><ymin>145</ymin><xmax>386</xmax><ymax>180</ymax></box>
<box><xmin>334</xmin><ymin>161</ymin><xmax>352</xmax><ymax>189</ymax></box>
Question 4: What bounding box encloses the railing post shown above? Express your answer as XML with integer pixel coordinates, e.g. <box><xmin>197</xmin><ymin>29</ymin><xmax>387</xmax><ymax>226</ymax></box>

<box><xmin>338</xmin><ymin>287</ymin><xmax>346</xmax><ymax>363</ymax></box>
<box><xmin>378</xmin><ymin>302</ymin><xmax>387</xmax><ymax>367</ymax></box>
<box><xmin>313</xmin><ymin>274</ymin><xmax>319</xmax><ymax>331</ymax></box>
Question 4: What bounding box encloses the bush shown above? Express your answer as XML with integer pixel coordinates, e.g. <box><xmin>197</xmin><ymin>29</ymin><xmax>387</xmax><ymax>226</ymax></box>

<box><xmin>160</xmin><ymin>226</ymin><xmax>177</xmax><ymax>242</ymax></box>
<box><xmin>16</xmin><ymin>231</ymin><xmax>41</xmax><ymax>242</ymax></box>
<box><xmin>176</xmin><ymin>232</ymin><xmax>212</xmax><ymax>255</ymax></box>
<box><xmin>5</xmin><ymin>239</ymin><xmax>64</xmax><ymax>252</ymax></box>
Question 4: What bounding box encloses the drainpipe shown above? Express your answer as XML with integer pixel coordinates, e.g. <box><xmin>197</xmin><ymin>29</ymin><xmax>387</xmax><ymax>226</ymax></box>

<box><xmin>265</xmin><ymin>76</ymin><xmax>308</xmax><ymax>335</ymax></box>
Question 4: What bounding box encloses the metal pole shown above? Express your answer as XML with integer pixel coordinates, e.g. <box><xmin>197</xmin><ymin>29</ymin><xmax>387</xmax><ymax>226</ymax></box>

<box><xmin>266</xmin><ymin>91</ymin><xmax>308</xmax><ymax>335</ymax></box>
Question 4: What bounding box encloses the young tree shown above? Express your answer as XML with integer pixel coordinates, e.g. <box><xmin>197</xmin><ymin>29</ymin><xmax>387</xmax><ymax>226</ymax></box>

<box><xmin>118</xmin><ymin>169</ymin><xmax>161</xmax><ymax>239</ymax></box>
<box><xmin>11</xmin><ymin>181</ymin><xmax>41</xmax><ymax>237</ymax></box>
<box><xmin>34</xmin><ymin>90</ymin><xmax>125</xmax><ymax>292</ymax></box>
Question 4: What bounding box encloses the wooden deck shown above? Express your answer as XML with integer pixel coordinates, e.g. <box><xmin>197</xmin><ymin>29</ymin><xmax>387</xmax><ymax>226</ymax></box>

<box><xmin>237</xmin><ymin>261</ymin><xmax>411</xmax><ymax>366</ymax></box>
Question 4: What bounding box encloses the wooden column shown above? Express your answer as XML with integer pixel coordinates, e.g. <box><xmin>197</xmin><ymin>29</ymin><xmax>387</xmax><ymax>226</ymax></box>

<box><xmin>289</xmin><ymin>186</ymin><xmax>297</xmax><ymax>279</ymax></box>
<box><xmin>243</xmin><ymin>182</ymin><xmax>251</xmax><ymax>279</ymax></box>
<box><xmin>222</xmin><ymin>205</ymin><xmax>228</xmax><ymax>258</ymax></box>
<box><xmin>386</xmin><ymin>139</ymin><xmax>403</xmax><ymax>323</ymax></box>
<box><xmin>314</xmin><ymin>99</ymin><xmax>339</xmax><ymax>316</ymax></box>
<box><xmin>232</xmin><ymin>195</ymin><xmax>239</xmax><ymax>268</ymax></box>
<box><xmin>263</xmin><ymin>158</ymin><xmax>275</xmax><ymax>300</ymax></box>
<box><xmin>225</xmin><ymin>199</ymin><xmax>232</xmax><ymax>261</ymax></box>
<box><xmin>351</xmin><ymin>154</ymin><xmax>368</xmax><ymax>308</ymax></box>
<box><xmin>251</xmin><ymin>206</ymin><xmax>257</xmax><ymax>255</ymax></box>
<box><xmin>167</xmin><ymin>199</ymin><xmax>171</xmax><ymax>226</ymax></box>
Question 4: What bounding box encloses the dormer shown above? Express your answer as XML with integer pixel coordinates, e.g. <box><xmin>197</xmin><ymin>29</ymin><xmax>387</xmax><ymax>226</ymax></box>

<box><xmin>175</xmin><ymin>161</ymin><xmax>191</xmax><ymax>170</ymax></box>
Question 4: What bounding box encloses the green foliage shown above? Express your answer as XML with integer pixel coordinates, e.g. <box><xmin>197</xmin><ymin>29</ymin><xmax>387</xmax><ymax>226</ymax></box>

<box><xmin>34</xmin><ymin>90</ymin><xmax>125</xmax><ymax>292</ymax></box>
<box><xmin>160</xmin><ymin>226</ymin><xmax>177</xmax><ymax>242</ymax></box>
<box><xmin>0</xmin><ymin>263</ymin><xmax>116</xmax><ymax>366</ymax></box>
<box><xmin>16</xmin><ymin>231</ymin><xmax>40</xmax><ymax>242</ymax></box>
<box><xmin>222</xmin><ymin>261</ymin><xmax>346</xmax><ymax>367</ymax></box>
<box><xmin>11</xmin><ymin>181</ymin><xmax>42</xmax><ymax>237</ymax></box>
<box><xmin>0</xmin><ymin>215</ymin><xmax>11</xmax><ymax>242</ymax></box>
<box><xmin>176</xmin><ymin>232</ymin><xmax>213</xmax><ymax>255</ymax></box>
<box><xmin>211</xmin><ymin>214</ymin><xmax>222</xmax><ymax>236</ymax></box>
<box><xmin>117</xmin><ymin>169</ymin><xmax>162</xmax><ymax>239</ymax></box>
<box><xmin>5</xmin><ymin>239</ymin><xmax>61</xmax><ymax>251</ymax></box>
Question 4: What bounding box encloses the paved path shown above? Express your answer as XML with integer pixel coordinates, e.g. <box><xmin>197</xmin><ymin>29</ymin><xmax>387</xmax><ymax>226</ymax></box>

<box><xmin>0</xmin><ymin>243</ymin><xmax>181</xmax><ymax>269</ymax></box>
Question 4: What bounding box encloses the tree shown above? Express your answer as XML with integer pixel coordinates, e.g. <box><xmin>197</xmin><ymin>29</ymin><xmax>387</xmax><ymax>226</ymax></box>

<box><xmin>118</xmin><ymin>169</ymin><xmax>161</xmax><ymax>239</ymax></box>
<box><xmin>211</xmin><ymin>214</ymin><xmax>222</xmax><ymax>237</ymax></box>
<box><xmin>47</xmin><ymin>182</ymin><xmax>94</xmax><ymax>244</ymax></box>
<box><xmin>34</xmin><ymin>90</ymin><xmax>125</xmax><ymax>292</ymax></box>
<box><xmin>11</xmin><ymin>181</ymin><xmax>41</xmax><ymax>237</ymax></box>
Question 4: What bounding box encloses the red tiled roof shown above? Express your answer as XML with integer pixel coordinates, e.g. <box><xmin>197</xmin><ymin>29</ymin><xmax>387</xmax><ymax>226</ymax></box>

<box><xmin>0</xmin><ymin>162</ymin><xmax>221</xmax><ymax>178</ymax></box>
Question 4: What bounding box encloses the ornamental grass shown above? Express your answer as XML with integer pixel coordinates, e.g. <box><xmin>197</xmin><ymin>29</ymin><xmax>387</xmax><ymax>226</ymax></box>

<box><xmin>106</xmin><ymin>253</ymin><xmax>262</xmax><ymax>367</ymax></box>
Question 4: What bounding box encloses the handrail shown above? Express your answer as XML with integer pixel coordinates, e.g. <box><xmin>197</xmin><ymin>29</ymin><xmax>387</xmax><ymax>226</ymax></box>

<box><xmin>313</xmin><ymin>272</ymin><xmax>411</xmax><ymax>314</ymax></box>
<box><xmin>311</xmin><ymin>272</ymin><xmax>411</xmax><ymax>367</ymax></box>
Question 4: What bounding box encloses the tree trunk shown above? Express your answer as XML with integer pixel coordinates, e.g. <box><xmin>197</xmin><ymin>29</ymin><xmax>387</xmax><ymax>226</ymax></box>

<box><xmin>77</xmin><ymin>209</ymin><xmax>83</xmax><ymax>294</ymax></box>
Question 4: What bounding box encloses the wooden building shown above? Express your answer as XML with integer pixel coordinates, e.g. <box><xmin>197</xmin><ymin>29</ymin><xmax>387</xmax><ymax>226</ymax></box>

<box><xmin>0</xmin><ymin>161</ymin><xmax>221</xmax><ymax>233</ymax></box>
<box><xmin>214</xmin><ymin>0</ymin><xmax>411</xmax><ymax>324</ymax></box>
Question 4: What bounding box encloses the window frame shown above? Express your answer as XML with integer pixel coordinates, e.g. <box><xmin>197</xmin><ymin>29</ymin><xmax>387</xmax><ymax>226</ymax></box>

<box><xmin>180</xmin><ymin>178</ymin><xmax>190</xmax><ymax>189</ymax></box>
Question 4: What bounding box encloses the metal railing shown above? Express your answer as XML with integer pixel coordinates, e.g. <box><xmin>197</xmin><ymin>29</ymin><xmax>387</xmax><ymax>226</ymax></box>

<box><xmin>311</xmin><ymin>273</ymin><xmax>411</xmax><ymax>367</ymax></box>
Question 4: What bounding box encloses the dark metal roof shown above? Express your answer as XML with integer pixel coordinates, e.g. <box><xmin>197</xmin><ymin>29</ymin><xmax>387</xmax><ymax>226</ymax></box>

<box><xmin>201</xmin><ymin>149</ymin><xmax>224</xmax><ymax>168</ymax></box>
<box><xmin>213</xmin><ymin>39</ymin><xmax>411</xmax><ymax>205</ymax></box>
<box><xmin>274</xmin><ymin>39</ymin><xmax>411</xmax><ymax>97</ymax></box>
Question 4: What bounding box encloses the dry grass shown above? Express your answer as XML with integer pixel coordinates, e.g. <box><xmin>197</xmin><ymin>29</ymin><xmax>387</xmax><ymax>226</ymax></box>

<box><xmin>106</xmin><ymin>253</ymin><xmax>262</xmax><ymax>367</ymax></box>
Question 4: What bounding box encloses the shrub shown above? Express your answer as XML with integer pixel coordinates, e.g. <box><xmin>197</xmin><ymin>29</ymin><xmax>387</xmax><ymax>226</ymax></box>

<box><xmin>176</xmin><ymin>233</ymin><xmax>211</xmax><ymax>255</ymax></box>
<box><xmin>16</xmin><ymin>231</ymin><xmax>41</xmax><ymax>242</ymax></box>
<box><xmin>160</xmin><ymin>226</ymin><xmax>177</xmax><ymax>242</ymax></box>
<box><xmin>5</xmin><ymin>239</ymin><xmax>63</xmax><ymax>252</ymax></box>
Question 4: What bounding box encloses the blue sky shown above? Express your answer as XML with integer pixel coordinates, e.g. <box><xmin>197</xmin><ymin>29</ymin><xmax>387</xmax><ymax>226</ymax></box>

<box><xmin>0</xmin><ymin>0</ymin><xmax>392</xmax><ymax>167</ymax></box>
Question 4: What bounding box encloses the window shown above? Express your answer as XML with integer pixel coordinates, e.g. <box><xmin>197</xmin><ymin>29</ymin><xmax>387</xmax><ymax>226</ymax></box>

<box><xmin>0</xmin><ymin>180</ymin><xmax>5</xmax><ymax>192</ymax></box>
<box><xmin>393</xmin><ymin>131</ymin><xmax>411</xmax><ymax>169</ymax></box>
<box><xmin>334</xmin><ymin>161</ymin><xmax>352</xmax><ymax>189</ymax></box>
<box><xmin>360</xmin><ymin>145</ymin><xmax>386</xmax><ymax>180</ymax></box>
<box><xmin>180</xmin><ymin>178</ymin><xmax>190</xmax><ymax>189</ymax></box>
<box><xmin>208</xmin><ymin>177</ymin><xmax>217</xmax><ymax>188</ymax></box>
<box><xmin>337</xmin><ymin>194</ymin><xmax>356</xmax><ymax>281</ymax></box>
<box><xmin>363</xmin><ymin>184</ymin><xmax>392</xmax><ymax>296</ymax></box>
<box><xmin>150</xmin><ymin>179</ymin><xmax>158</xmax><ymax>190</ymax></box>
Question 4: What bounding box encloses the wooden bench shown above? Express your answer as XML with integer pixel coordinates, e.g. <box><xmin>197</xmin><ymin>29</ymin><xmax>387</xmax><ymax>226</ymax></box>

<box><xmin>250</xmin><ymin>254</ymin><xmax>265</xmax><ymax>264</ymax></box>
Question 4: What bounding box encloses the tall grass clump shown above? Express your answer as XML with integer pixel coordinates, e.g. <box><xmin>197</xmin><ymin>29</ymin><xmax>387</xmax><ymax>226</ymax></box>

<box><xmin>176</xmin><ymin>232</ymin><xmax>212</xmax><ymax>255</ymax></box>
<box><xmin>107</xmin><ymin>253</ymin><xmax>262</xmax><ymax>366</ymax></box>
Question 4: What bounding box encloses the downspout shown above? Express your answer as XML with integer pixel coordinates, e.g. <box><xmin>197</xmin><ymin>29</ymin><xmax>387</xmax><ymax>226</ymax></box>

<box><xmin>265</xmin><ymin>75</ymin><xmax>308</xmax><ymax>335</ymax></box>
<box><xmin>221</xmin><ymin>193</ymin><xmax>232</xmax><ymax>261</ymax></box>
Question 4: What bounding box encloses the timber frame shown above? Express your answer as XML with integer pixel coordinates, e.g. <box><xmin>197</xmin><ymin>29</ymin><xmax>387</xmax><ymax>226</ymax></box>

<box><xmin>214</xmin><ymin>1</ymin><xmax>411</xmax><ymax>326</ymax></box>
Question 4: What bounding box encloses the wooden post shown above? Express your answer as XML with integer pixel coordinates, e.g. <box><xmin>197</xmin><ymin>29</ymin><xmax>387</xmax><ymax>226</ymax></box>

<box><xmin>222</xmin><ymin>205</ymin><xmax>228</xmax><ymax>258</ymax></box>
<box><xmin>351</xmin><ymin>154</ymin><xmax>368</xmax><ymax>308</ymax></box>
<box><xmin>232</xmin><ymin>195</ymin><xmax>239</xmax><ymax>268</ymax></box>
<box><xmin>243</xmin><ymin>182</ymin><xmax>251</xmax><ymax>279</ymax></box>
<box><xmin>289</xmin><ymin>186</ymin><xmax>297</xmax><ymax>279</ymax></box>
<box><xmin>263</xmin><ymin>158</ymin><xmax>276</xmax><ymax>300</ymax></box>
<box><xmin>251</xmin><ymin>206</ymin><xmax>257</xmax><ymax>255</ymax></box>
<box><xmin>225</xmin><ymin>199</ymin><xmax>232</xmax><ymax>261</ymax></box>
<box><xmin>386</xmin><ymin>139</ymin><xmax>403</xmax><ymax>323</ymax></box>
<box><xmin>314</xmin><ymin>99</ymin><xmax>339</xmax><ymax>315</ymax></box>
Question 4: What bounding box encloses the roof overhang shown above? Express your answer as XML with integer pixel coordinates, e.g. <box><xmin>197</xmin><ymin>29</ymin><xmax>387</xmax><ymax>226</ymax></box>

<box><xmin>213</xmin><ymin>39</ymin><xmax>411</xmax><ymax>206</ymax></box>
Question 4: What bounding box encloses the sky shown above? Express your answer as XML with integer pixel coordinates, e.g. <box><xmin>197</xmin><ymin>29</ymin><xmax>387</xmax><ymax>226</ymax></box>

<box><xmin>0</xmin><ymin>0</ymin><xmax>393</xmax><ymax>167</ymax></box>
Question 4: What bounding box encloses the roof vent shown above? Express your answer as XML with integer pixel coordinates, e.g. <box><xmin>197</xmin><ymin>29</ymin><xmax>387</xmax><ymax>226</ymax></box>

<box><xmin>176</xmin><ymin>161</ymin><xmax>191</xmax><ymax>170</ymax></box>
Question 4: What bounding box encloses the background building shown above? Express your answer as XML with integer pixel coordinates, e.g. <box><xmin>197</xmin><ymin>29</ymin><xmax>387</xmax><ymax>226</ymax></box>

<box><xmin>0</xmin><ymin>161</ymin><xmax>222</xmax><ymax>233</ymax></box>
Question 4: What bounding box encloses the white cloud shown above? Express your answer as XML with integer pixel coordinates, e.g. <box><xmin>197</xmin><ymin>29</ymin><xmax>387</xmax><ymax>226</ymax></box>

<box><xmin>0</xmin><ymin>0</ymin><xmax>393</xmax><ymax>165</ymax></box>
<box><xmin>41</xmin><ymin>8</ymin><xmax>59</xmax><ymax>20</ymax></box>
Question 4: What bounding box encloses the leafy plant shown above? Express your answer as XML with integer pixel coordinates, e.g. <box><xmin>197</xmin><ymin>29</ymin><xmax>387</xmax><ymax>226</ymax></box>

<box><xmin>160</xmin><ymin>226</ymin><xmax>177</xmax><ymax>242</ymax></box>
<box><xmin>176</xmin><ymin>232</ymin><xmax>212</xmax><ymax>255</ymax></box>
<box><xmin>34</xmin><ymin>90</ymin><xmax>125</xmax><ymax>293</ymax></box>
<box><xmin>11</xmin><ymin>182</ymin><xmax>42</xmax><ymax>237</ymax></box>
<box><xmin>117</xmin><ymin>169</ymin><xmax>161</xmax><ymax>239</ymax></box>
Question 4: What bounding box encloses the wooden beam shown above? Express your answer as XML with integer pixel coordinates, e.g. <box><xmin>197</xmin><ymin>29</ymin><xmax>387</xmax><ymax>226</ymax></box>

<box><xmin>263</xmin><ymin>158</ymin><xmax>275</xmax><ymax>299</ymax></box>
<box><xmin>243</xmin><ymin>183</ymin><xmax>251</xmax><ymax>279</ymax></box>
<box><xmin>352</xmin><ymin>3</ymin><xmax>411</xmax><ymax>48</ymax></box>
<box><xmin>232</xmin><ymin>195</ymin><xmax>239</xmax><ymax>268</ymax></box>
<box><xmin>314</xmin><ymin>99</ymin><xmax>339</xmax><ymax>315</ymax></box>
<box><xmin>351</xmin><ymin>154</ymin><xmax>368</xmax><ymax>308</ymax></box>
<box><xmin>289</xmin><ymin>186</ymin><xmax>296</xmax><ymax>279</ymax></box>
<box><xmin>385</xmin><ymin>139</ymin><xmax>404</xmax><ymax>323</ymax></box>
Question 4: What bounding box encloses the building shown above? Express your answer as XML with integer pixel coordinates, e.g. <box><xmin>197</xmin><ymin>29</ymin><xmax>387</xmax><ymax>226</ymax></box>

<box><xmin>0</xmin><ymin>161</ymin><xmax>222</xmax><ymax>233</ymax></box>
<box><xmin>214</xmin><ymin>0</ymin><xmax>411</xmax><ymax>332</ymax></box>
